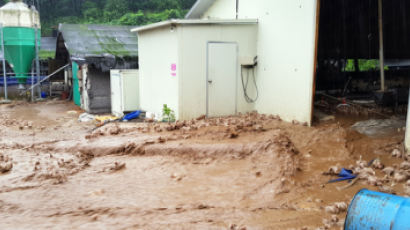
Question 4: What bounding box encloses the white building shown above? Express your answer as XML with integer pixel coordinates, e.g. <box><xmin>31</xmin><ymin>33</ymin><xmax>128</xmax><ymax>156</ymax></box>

<box><xmin>133</xmin><ymin>0</ymin><xmax>410</xmax><ymax>151</ymax></box>
<box><xmin>186</xmin><ymin>0</ymin><xmax>319</xmax><ymax>125</ymax></box>
<box><xmin>134</xmin><ymin>0</ymin><xmax>318</xmax><ymax>124</ymax></box>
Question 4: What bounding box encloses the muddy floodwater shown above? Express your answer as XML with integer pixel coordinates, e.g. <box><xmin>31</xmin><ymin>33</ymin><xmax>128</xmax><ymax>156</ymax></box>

<box><xmin>0</xmin><ymin>100</ymin><xmax>409</xmax><ymax>229</ymax></box>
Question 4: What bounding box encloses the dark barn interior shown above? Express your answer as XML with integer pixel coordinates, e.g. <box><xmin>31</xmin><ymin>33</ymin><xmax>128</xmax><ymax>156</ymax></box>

<box><xmin>316</xmin><ymin>0</ymin><xmax>410</xmax><ymax>111</ymax></box>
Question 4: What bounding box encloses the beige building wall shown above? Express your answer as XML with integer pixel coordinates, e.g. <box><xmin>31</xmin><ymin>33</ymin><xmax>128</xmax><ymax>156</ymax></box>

<box><xmin>202</xmin><ymin>0</ymin><xmax>319</xmax><ymax>125</ymax></box>
<box><xmin>138</xmin><ymin>27</ymin><xmax>180</xmax><ymax>119</ymax></box>
<box><xmin>178</xmin><ymin>24</ymin><xmax>258</xmax><ymax>120</ymax></box>
<box><xmin>203</xmin><ymin>0</ymin><xmax>237</xmax><ymax>19</ymax></box>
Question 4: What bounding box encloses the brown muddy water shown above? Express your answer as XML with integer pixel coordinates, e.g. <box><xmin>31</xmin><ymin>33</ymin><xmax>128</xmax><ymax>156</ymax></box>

<box><xmin>0</xmin><ymin>100</ymin><xmax>409</xmax><ymax>230</ymax></box>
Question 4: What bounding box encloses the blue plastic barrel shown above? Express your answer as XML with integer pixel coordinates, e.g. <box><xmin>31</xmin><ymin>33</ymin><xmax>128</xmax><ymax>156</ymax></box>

<box><xmin>345</xmin><ymin>189</ymin><xmax>410</xmax><ymax>230</ymax></box>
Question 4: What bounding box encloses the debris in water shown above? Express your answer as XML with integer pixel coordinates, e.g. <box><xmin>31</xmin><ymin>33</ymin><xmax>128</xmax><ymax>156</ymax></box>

<box><xmin>0</xmin><ymin>162</ymin><xmax>13</xmax><ymax>173</ymax></box>
<box><xmin>325</xmin><ymin>205</ymin><xmax>339</xmax><ymax>214</ymax></box>
<box><xmin>325</xmin><ymin>202</ymin><xmax>347</xmax><ymax>214</ymax></box>
<box><xmin>392</xmin><ymin>149</ymin><xmax>402</xmax><ymax>158</ymax></box>
<box><xmin>394</xmin><ymin>172</ymin><xmax>408</xmax><ymax>183</ymax></box>
<box><xmin>371</xmin><ymin>158</ymin><xmax>384</xmax><ymax>170</ymax></box>
<box><xmin>378</xmin><ymin>185</ymin><xmax>395</xmax><ymax>194</ymax></box>
<box><xmin>109</xmin><ymin>162</ymin><xmax>126</xmax><ymax>172</ymax></box>
<box><xmin>400</xmin><ymin>161</ymin><xmax>410</xmax><ymax>170</ymax></box>
<box><xmin>383</xmin><ymin>167</ymin><xmax>395</xmax><ymax>176</ymax></box>
<box><xmin>324</xmin><ymin>166</ymin><xmax>339</xmax><ymax>175</ymax></box>
<box><xmin>335</xmin><ymin>202</ymin><xmax>347</xmax><ymax>212</ymax></box>
<box><xmin>229</xmin><ymin>131</ymin><xmax>239</xmax><ymax>139</ymax></box>
<box><xmin>108</xmin><ymin>125</ymin><xmax>121</xmax><ymax>135</ymax></box>
<box><xmin>0</xmin><ymin>153</ymin><xmax>13</xmax><ymax>173</ymax></box>
<box><xmin>357</xmin><ymin>167</ymin><xmax>376</xmax><ymax>179</ymax></box>
<box><xmin>366</xmin><ymin>176</ymin><xmax>380</xmax><ymax>186</ymax></box>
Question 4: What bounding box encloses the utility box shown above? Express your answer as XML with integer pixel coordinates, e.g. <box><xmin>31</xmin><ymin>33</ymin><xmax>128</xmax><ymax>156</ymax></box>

<box><xmin>110</xmin><ymin>69</ymin><xmax>140</xmax><ymax>117</ymax></box>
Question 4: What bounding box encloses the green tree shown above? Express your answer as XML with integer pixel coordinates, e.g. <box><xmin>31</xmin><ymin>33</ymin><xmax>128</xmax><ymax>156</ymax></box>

<box><xmin>82</xmin><ymin>1</ymin><xmax>102</xmax><ymax>23</ymax></box>
<box><xmin>118</xmin><ymin>11</ymin><xmax>146</xmax><ymax>26</ymax></box>
<box><xmin>103</xmin><ymin>0</ymin><xmax>129</xmax><ymax>22</ymax></box>
<box><xmin>0</xmin><ymin>0</ymin><xmax>198</xmax><ymax>36</ymax></box>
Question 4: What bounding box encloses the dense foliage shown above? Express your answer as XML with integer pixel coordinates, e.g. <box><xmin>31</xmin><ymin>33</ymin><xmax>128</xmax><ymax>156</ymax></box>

<box><xmin>0</xmin><ymin>0</ymin><xmax>196</xmax><ymax>36</ymax></box>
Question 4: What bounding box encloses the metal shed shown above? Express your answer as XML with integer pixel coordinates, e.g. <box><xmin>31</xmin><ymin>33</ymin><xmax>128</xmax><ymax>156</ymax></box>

<box><xmin>56</xmin><ymin>24</ymin><xmax>138</xmax><ymax>114</ymax></box>
<box><xmin>132</xmin><ymin>19</ymin><xmax>258</xmax><ymax>120</ymax></box>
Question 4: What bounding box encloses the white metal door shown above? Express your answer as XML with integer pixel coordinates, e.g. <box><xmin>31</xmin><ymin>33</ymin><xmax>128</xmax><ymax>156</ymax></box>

<box><xmin>110</xmin><ymin>71</ymin><xmax>123</xmax><ymax>117</ymax></box>
<box><xmin>207</xmin><ymin>42</ymin><xmax>238</xmax><ymax>117</ymax></box>
<box><xmin>122</xmin><ymin>71</ymin><xmax>140</xmax><ymax>111</ymax></box>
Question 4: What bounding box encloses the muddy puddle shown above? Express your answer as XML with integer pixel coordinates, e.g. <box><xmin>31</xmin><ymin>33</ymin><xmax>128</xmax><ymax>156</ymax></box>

<box><xmin>0</xmin><ymin>101</ymin><xmax>409</xmax><ymax>229</ymax></box>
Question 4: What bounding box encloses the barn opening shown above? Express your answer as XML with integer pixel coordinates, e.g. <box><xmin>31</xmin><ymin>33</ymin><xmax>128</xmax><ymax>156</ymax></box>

<box><xmin>314</xmin><ymin>0</ymin><xmax>410</xmax><ymax>131</ymax></box>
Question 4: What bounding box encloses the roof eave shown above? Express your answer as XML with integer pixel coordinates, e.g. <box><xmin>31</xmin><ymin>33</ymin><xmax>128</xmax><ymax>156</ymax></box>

<box><xmin>131</xmin><ymin>19</ymin><xmax>258</xmax><ymax>33</ymax></box>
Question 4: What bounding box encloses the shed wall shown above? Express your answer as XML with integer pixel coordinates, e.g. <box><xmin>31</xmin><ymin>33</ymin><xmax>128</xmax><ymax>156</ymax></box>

<box><xmin>178</xmin><ymin>24</ymin><xmax>258</xmax><ymax>120</ymax></box>
<box><xmin>138</xmin><ymin>27</ymin><xmax>180</xmax><ymax>119</ymax></box>
<box><xmin>202</xmin><ymin>0</ymin><xmax>319</xmax><ymax>124</ymax></box>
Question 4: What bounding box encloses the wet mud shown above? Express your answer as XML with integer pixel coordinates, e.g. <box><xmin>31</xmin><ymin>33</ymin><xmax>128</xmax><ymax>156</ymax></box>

<box><xmin>0</xmin><ymin>101</ymin><xmax>408</xmax><ymax>229</ymax></box>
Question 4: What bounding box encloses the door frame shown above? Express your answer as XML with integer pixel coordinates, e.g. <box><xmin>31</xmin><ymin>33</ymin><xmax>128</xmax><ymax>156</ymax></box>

<box><xmin>310</xmin><ymin>0</ymin><xmax>321</xmax><ymax>126</ymax></box>
<box><xmin>206</xmin><ymin>41</ymin><xmax>239</xmax><ymax>117</ymax></box>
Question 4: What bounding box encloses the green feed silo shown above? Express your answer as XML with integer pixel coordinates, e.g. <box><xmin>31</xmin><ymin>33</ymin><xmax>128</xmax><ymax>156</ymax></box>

<box><xmin>0</xmin><ymin>0</ymin><xmax>40</xmax><ymax>86</ymax></box>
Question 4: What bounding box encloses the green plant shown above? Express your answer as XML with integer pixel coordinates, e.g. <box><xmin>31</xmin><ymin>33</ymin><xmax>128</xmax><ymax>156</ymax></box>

<box><xmin>39</xmin><ymin>50</ymin><xmax>55</xmax><ymax>60</ymax></box>
<box><xmin>162</xmin><ymin>104</ymin><xmax>175</xmax><ymax>123</ymax></box>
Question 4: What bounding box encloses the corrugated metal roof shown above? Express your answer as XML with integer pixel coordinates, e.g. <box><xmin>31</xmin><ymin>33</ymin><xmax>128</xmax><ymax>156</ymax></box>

<box><xmin>185</xmin><ymin>0</ymin><xmax>216</xmax><ymax>19</ymax></box>
<box><xmin>40</xmin><ymin>37</ymin><xmax>56</xmax><ymax>52</ymax></box>
<box><xmin>58</xmin><ymin>24</ymin><xmax>138</xmax><ymax>59</ymax></box>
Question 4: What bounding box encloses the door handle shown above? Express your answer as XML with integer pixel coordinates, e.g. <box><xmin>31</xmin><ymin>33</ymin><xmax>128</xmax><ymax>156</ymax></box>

<box><xmin>208</xmin><ymin>80</ymin><xmax>213</xmax><ymax>84</ymax></box>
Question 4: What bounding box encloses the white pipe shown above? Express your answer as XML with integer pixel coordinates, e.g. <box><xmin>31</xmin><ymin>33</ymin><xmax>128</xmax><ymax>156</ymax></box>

<box><xmin>405</xmin><ymin>87</ymin><xmax>410</xmax><ymax>153</ymax></box>
<box><xmin>0</xmin><ymin>23</ymin><xmax>7</xmax><ymax>100</ymax></box>
<box><xmin>21</xmin><ymin>63</ymin><xmax>70</xmax><ymax>95</ymax></box>
<box><xmin>31</xmin><ymin>63</ymin><xmax>34</xmax><ymax>101</ymax></box>
<box><xmin>35</xmin><ymin>26</ymin><xmax>40</xmax><ymax>98</ymax></box>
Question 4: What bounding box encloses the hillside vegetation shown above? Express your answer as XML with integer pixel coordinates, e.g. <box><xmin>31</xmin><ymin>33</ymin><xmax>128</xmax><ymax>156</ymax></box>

<box><xmin>0</xmin><ymin>0</ymin><xmax>197</xmax><ymax>36</ymax></box>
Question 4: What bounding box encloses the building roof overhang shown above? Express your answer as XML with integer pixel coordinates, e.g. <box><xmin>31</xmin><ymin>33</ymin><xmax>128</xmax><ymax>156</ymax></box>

<box><xmin>131</xmin><ymin>19</ymin><xmax>258</xmax><ymax>33</ymax></box>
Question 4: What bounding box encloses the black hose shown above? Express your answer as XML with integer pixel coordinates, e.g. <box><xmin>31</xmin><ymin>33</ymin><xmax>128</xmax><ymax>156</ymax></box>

<box><xmin>241</xmin><ymin>67</ymin><xmax>259</xmax><ymax>103</ymax></box>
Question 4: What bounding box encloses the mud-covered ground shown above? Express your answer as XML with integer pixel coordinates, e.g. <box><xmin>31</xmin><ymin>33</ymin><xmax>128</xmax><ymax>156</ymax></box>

<box><xmin>0</xmin><ymin>100</ymin><xmax>409</xmax><ymax>230</ymax></box>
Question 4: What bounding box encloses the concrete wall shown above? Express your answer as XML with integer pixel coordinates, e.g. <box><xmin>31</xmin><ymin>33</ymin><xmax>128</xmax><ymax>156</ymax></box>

<box><xmin>202</xmin><ymin>0</ymin><xmax>319</xmax><ymax>124</ymax></box>
<box><xmin>178</xmin><ymin>23</ymin><xmax>258</xmax><ymax>120</ymax></box>
<box><xmin>138</xmin><ymin>26</ymin><xmax>180</xmax><ymax>119</ymax></box>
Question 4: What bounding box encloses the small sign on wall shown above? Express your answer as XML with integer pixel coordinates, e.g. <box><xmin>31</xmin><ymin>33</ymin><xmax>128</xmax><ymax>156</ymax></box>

<box><xmin>171</xmin><ymin>63</ymin><xmax>177</xmax><ymax>77</ymax></box>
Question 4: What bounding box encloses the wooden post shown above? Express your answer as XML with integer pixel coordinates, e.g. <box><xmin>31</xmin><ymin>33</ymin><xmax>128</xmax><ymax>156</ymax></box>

<box><xmin>378</xmin><ymin>0</ymin><xmax>386</xmax><ymax>92</ymax></box>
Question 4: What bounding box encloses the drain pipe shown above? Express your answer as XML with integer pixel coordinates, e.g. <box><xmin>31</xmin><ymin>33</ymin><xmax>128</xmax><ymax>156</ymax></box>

<box><xmin>236</xmin><ymin>0</ymin><xmax>239</xmax><ymax>19</ymax></box>
<box><xmin>378</xmin><ymin>0</ymin><xmax>385</xmax><ymax>92</ymax></box>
